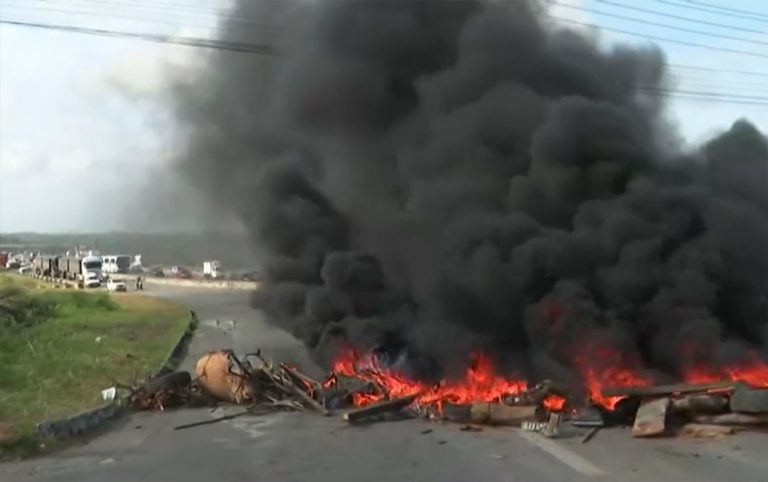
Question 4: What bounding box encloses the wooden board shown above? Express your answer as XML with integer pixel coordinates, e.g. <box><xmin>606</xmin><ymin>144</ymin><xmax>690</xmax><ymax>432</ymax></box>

<box><xmin>679</xmin><ymin>423</ymin><xmax>736</xmax><ymax>438</ymax></box>
<box><xmin>603</xmin><ymin>381</ymin><xmax>736</xmax><ymax>398</ymax></box>
<box><xmin>469</xmin><ymin>403</ymin><xmax>537</xmax><ymax>426</ymax></box>
<box><xmin>670</xmin><ymin>393</ymin><xmax>728</xmax><ymax>415</ymax></box>
<box><xmin>729</xmin><ymin>386</ymin><xmax>768</xmax><ymax>414</ymax></box>
<box><xmin>632</xmin><ymin>397</ymin><xmax>669</xmax><ymax>437</ymax></box>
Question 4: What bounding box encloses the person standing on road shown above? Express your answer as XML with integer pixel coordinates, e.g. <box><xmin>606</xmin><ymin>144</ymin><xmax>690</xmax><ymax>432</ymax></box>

<box><xmin>136</xmin><ymin>275</ymin><xmax>143</xmax><ymax>291</ymax></box>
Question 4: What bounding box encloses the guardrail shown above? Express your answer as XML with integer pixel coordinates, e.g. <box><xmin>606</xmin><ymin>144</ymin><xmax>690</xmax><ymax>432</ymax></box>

<box><xmin>142</xmin><ymin>277</ymin><xmax>259</xmax><ymax>290</ymax></box>
<box><xmin>18</xmin><ymin>271</ymin><xmax>259</xmax><ymax>291</ymax></box>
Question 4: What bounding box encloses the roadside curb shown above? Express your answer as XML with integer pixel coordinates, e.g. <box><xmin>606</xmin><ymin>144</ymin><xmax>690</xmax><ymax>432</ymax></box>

<box><xmin>35</xmin><ymin>310</ymin><xmax>199</xmax><ymax>441</ymax></box>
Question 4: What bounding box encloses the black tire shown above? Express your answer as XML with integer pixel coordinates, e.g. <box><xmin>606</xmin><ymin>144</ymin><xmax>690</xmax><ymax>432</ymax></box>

<box><xmin>142</xmin><ymin>371</ymin><xmax>191</xmax><ymax>395</ymax></box>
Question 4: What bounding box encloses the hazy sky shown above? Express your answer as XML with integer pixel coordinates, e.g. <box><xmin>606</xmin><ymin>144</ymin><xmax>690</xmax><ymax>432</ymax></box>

<box><xmin>0</xmin><ymin>0</ymin><xmax>766</xmax><ymax>232</ymax></box>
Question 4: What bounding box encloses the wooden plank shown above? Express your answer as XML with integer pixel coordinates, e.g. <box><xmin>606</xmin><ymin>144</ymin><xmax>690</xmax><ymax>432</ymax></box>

<box><xmin>602</xmin><ymin>381</ymin><xmax>737</xmax><ymax>398</ymax></box>
<box><xmin>632</xmin><ymin>397</ymin><xmax>669</xmax><ymax>437</ymax></box>
<box><xmin>679</xmin><ymin>423</ymin><xmax>736</xmax><ymax>438</ymax></box>
<box><xmin>693</xmin><ymin>413</ymin><xmax>768</xmax><ymax>426</ymax></box>
<box><xmin>342</xmin><ymin>394</ymin><xmax>419</xmax><ymax>423</ymax></box>
<box><xmin>729</xmin><ymin>386</ymin><xmax>768</xmax><ymax>414</ymax></box>
<box><xmin>441</xmin><ymin>403</ymin><xmax>472</xmax><ymax>423</ymax></box>
<box><xmin>670</xmin><ymin>393</ymin><xmax>728</xmax><ymax>415</ymax></box>
<box><xmin>469</xmin><ymin>403</ymin><xmax>537</xmax><ymax>426</ymax></box>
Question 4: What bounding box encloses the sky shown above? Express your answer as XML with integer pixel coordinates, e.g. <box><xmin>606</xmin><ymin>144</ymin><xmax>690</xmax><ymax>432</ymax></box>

<box><xmin>0</xmin><ymin>0</ymin><xmax>766</xmax><ymax>233</ymax></box>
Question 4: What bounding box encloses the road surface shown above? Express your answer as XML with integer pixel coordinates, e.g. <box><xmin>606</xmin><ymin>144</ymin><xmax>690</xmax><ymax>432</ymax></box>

<box><xmin>2</xmin><ymin>285</ymin><xmax>768</xmax><ymax>482</ymax></box>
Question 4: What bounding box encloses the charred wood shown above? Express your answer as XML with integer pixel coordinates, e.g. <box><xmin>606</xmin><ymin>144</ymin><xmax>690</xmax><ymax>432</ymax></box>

<box><xmin>469</xmin><ymin>403</ymin><xmax>537</xmax><ymax>426</ymax></box>
<box><xmin>603</xmin><ymin>381</ymin><xmax>737</xmax><ymax>398</ymax></box>
<box><xmin>729</xmin><ymin>386</ymin><xmax>768</xmax><ymax>414</ymax></box>
<box><xmin>670</xmin><ymin>393</ymin><xmax>729</xmax><ymax>415</ymax></box>
<box><xmin>343</xmin><ymin>394</ymin><xmax>419</xmax><ymax>423</ymax></box>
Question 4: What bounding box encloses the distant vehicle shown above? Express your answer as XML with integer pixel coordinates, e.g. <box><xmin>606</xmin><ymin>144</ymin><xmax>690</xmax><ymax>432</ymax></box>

<box><xmin>0</xmin><ymin>252</ymin><xmax>8</xmax><ymax>269</ymax></box>
<box><xmin>102</xmin><ymin>255</ymin><xmax>131</xmax><ymax>274</ymax></box>
<box><xmin>106</xmin><ymin>278</ymin><xmax>127</xmax><ymax>292</ymax></box>
<box><xmin>149</xmin><ymin>266</ymin><xmax>165</xmax><ymax>277</ymax></box>
<box><xmin>240</xmin><ymin>271</ymin><xmax>261</xmax><ymax>282</ymax></box>
<box><xmin>57</xmin><ymin>255</ymin><xmax>103</xmax><ymax>284</ymax></box>
<box><xmin>170</xmin><ymin>266</ymin><xmax>192</xmax><ymax>279</ymax></box>
<box><xmin>33</xmin><ymin>255</ymin><xmax>59</xmax><ymax>277</ymax></box>
<box><xmin>84</xmin><ymin>271</ymin><xmax>101</xmax><ymax>288</ymax></box>
<box><xmin>203</xmin><ymin>260</ymin><xmax>222</xmax><ymax>279</ymax></box>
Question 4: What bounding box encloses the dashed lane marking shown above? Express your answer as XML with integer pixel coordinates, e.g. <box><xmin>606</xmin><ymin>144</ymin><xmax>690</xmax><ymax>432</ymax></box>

<box><xmin>516</xmin><ymin>429</ymin><xmax>605</xmax><ymax>477</ymax></box>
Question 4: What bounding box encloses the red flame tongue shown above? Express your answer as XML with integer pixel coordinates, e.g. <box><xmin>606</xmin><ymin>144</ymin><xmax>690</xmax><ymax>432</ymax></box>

<box><xmin>684</xmin><ymin>355</ymin><xmax>768</xmax><ymax>387</ymax></box>
<box><xmin>327</xmin><ymin>347</ymin><xmax>768</xmax><ymax>413</ymax></box>
<box><xmin>327</xmin><ymin>348</ymin><xmax>531</xmax><ymax>409</ymax></box>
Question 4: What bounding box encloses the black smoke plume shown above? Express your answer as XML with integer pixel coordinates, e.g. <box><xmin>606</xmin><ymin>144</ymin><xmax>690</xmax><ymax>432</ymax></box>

<box><xmin>171</xmin><ymin>0</ymin><xmax>768</xmax><ymax>382</ymax></box>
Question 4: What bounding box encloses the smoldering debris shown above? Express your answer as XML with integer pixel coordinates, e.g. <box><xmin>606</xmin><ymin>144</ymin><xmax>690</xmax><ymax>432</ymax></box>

<box><xmin>168</xmin><ymin>0</ymin><xmax>768</xmax><ymax>383</ymax></box>
<box><xmin>120</xmin><ymin>348</ymin><xmax>768</xmax><ymax>443</ymax></box>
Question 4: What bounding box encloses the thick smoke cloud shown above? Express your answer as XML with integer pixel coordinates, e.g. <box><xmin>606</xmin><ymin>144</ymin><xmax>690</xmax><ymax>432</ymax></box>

<box><xmin>171</xmin><ymin>0</ymin><xmax>768</xmax><ymax>382</ymax></box>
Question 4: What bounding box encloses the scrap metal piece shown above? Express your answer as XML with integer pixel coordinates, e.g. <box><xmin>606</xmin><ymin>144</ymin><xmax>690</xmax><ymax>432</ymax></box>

<box><xmin>195</xmin><ymin>350</ymin><xmax>253</xmax><ymax>404</ymax></box>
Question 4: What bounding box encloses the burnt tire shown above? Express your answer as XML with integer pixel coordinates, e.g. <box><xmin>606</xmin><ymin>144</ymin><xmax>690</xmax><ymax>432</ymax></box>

<box><xmin>142</xmin><ymin>371</ymin><xmax>191</xmax><ymax>395</ymax></box>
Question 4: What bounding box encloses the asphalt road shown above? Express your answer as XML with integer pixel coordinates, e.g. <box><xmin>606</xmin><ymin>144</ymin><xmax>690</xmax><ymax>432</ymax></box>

<box><xmin>2</xmin><ymin>285</ymin><xmax>768</xmax><ymax>482</ymax></box>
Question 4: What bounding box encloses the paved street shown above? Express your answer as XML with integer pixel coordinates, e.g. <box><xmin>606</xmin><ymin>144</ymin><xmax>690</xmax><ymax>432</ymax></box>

<box><xmin>2</xmin><ymin>286</ymin><xmax>768</xmax><ymax>482</ymax></box>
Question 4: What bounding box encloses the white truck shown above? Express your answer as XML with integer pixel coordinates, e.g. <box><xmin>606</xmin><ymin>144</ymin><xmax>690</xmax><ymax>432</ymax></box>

<box><xmin>203</xmin><ymin>260</ymin><xmax>222</xmax><ymax>279</ymax></box>
<box><xmin>58</xmin><ymin>254</ymin><xmax>103</xmax><ymax>287</ymax></box>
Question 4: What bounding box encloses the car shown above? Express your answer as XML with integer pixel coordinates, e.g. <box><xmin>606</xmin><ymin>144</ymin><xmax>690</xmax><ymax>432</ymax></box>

<box><xmin>84</xmin><ymin>272</ymin><xmax>102</xmax><ymax>288</ymax></box>
<box><xmin>170</xmin><ymin>266</ymin><xmax>192</xmax><ymax>279</ymax></box>
<box><xmin>106</xmin><ymin>278</ymin><xmax>127</xmax><ymax>292</ymax></box>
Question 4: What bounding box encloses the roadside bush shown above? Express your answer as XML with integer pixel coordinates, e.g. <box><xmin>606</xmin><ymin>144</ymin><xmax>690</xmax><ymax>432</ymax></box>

<box><xmin>46</xmin><ymin>291</ymin><xmax>118</xmax><ymax>312</ymax></box>
<box><xmin>0</xmin><ymin>286</ymin><xmax>55</xmax><ymax>330</ymax></box>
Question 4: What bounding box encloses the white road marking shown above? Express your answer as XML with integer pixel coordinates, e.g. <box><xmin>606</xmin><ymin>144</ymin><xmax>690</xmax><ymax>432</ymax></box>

<box><xmin>516</xmin><ymin>430</ymin><xmax>604</xmax><ymax>477</ymax></box>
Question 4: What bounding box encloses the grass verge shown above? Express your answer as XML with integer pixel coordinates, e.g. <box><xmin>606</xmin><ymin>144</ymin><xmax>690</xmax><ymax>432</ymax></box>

<box><xmin>0</xmin><ymin>274</ymin><xmax>189</xmax><ymax>459</ymax></box>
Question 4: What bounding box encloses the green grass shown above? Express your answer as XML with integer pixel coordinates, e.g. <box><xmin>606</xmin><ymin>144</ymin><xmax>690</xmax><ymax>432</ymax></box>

<box><xmin>0</xmin><ymin>274</ymin><xmax>189</xmax><ymax>458</ymax></box>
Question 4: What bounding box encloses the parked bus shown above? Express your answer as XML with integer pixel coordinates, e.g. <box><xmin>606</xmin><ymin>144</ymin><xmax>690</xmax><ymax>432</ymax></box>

<box><xmin>102</xmin><ymin>255</ymin><xmax>131</xmax><ymax>274</ymax></box>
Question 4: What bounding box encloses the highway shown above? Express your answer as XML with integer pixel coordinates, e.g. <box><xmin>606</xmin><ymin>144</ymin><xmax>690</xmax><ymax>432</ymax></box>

<box><xmin>2</xmin><ymin>285</ymin><xmax>767</xmax><ymax>482</ymax></box>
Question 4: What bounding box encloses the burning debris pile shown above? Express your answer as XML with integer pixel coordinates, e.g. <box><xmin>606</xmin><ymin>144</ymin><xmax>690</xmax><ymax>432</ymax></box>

<box><xmin>169</xmin><ymin>0</ymin><xmax>768</xmax><ymax>407</ymax></box>
<box><xmin>126</xmin><ymin>347</ymin><xmax>768</xmax><ymax>441</ymax></box>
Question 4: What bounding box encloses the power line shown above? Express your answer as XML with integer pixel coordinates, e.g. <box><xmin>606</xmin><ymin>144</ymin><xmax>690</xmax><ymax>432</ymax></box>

<box><xmin>686</xmin><ymin>0</ymin><xmax>768</xmax><ymax>21</ymax></box>
<box><xmin>0</xmin><ymin>18</ymin><xmax>276</xmax><ymax>54</ymax></box>
<box><xmin>548</xmin><ymin>0</ymin><xmax>768</xmax><ymax>46</ymax></box>
<box><xmin>639</xmin><ymin>87</ymin><xmax>768</xmax><ymax>102</ymax></box>
<box><xmin>0</xmin><ymin>1</ymin><xmax>220</xmax><ymax>31</ymax></box>
<box><xmin>669</xmin><ymin>64</ymin><xmax>768</xmax><ymax>79</ymax></box>
<box><xmin>71</xmin><ymin>0</ymin><xmax>284</xmax><ymax>31</ymax></box>
<box><xmin>593</xmin><ymin>0</ymin><xmax>768</xmax><ymax>36</ymax></box>
<box><xmin>655</xmin><ymin>0</ymin><xmax>768</xmax><ymax>22</ymax></box>
<box><xmin>550</xmin><ymin>16</ymin><xmax>768</xmax><ymax>59</ymax></box>
<box><xmin>3</xmin><ymin>14</ymin><xmax>768</xmax><ymax>106</ymax></box>
<box><xmin>0</xmin><ymin>0</ymin><xmax>282</xmax><ymax>35</ymax></box>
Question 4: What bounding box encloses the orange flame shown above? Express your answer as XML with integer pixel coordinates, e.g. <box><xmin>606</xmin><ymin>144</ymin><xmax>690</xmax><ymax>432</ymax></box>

<box><xmin>542</xmin><ymin>394</ymin><xmax>566</xmax><ymax>411</ymax></box>
<box><xmin>327</xmin><ymin>348</ymin><xmax>536</xmax><ymax>411</ymax></box>
<box><xmin>582</xmin><ymin>365</ymin><xmax>652</xmax><ymax>410</ymax></box>
<box><xmin>684</xmin><ymin>354</ymin><xmax>768</xmax><ymax>388</ymax></box>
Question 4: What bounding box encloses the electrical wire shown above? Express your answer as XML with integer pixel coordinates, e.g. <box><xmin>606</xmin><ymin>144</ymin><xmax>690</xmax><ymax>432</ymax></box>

<box><xmin>686</xmin><ymin>0</ymin><xmax>768</xmax><ymax>21</ymax></box>
<box><xmin>549</xmin><ymin>16</ymin><xmax>768</xmax><ymax>59</ymax></box>
<box><xmin>668</xmin><ymin>64</ymin><xmax>768</xmax><ymax>78</ymax></box>
<box><xmin>593</xmin><ymin>0</ymin><xmax>768</xmax><ymax>35</ymax></box>
<box><xmin>547</xmin><ymin>0</ymin><xmax>768</xmax><ymax>46</ymax></box>
<box><xmin>655</xmin><ymin>0</ymin><xmax>768</xmax><ymax>22</ymax></box>
<box><xmin>0</xmin><ymin>18</ymin><xmax>276</xmax><ymax>55</ymax></box>
<box><xmin>2</xmin><ymin>5</ymin><xmax>768</xmax><ymax>105</ymax></box>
